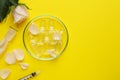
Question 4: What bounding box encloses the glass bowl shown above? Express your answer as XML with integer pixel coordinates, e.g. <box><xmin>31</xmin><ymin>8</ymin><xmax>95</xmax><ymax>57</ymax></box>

<box><xmin>23</xmin><ymin>15</ymin><xmax>69</xmax><ymax>60</ymax></box>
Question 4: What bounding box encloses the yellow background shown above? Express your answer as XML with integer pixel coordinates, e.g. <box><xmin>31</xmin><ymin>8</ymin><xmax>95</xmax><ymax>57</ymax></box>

<box><xmin>0</xmin><ymin>0</ymin><xmax>120</xmax><ymax>80</ymax></box>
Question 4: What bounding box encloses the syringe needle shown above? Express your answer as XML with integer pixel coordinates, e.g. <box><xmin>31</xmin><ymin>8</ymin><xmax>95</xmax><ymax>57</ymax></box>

<box><xmin>18</xmin><ymin>71</ymin><xmax>41</xmax><ymax>80</ymax></box>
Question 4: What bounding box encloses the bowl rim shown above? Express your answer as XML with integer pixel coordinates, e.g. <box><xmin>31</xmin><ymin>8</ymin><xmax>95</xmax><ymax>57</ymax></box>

<box><xmin>23</xmin><ymin>15</ymin><xmax>69</xmax><ymax>61</ymax></box>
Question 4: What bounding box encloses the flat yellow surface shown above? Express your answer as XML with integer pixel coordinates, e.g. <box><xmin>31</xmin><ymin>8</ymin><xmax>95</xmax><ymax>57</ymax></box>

<box><xmin>0</xmin><ymin>0</ymin><xmax>120</xmax><ymax>80</ymax></box>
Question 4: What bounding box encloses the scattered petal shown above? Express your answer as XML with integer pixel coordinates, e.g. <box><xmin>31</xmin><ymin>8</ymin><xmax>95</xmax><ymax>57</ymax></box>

<box><xmin>14</xmin><ymin>49</ymin><xmax>25</xmax><ymax>61</ymax></box>
<box><xmin>5</xmin><ymin>52</ymin><xmax>16</xmax><ymax>64</ymax></box>
<box><xmin>29</xmin><ymin>23</ymin><xmax>40</xmax><ymax>35</ymax></box>
<box><xmin>4</xmin><ymin>28</ymin><xmax>16</xmax><ymax>42</ymax></box>
<box><xmin>0</xmin><ymin>69</ymin><xmax>11</xmax><ymax>80</ymax></box>
<box><xmin>19</xmin><ymin>62</ymin><xmax>29</xmax><ymax>70</ymax></box>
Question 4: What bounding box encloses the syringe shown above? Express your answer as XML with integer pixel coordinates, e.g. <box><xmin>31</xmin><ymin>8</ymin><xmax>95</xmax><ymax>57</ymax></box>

<box><xmin>18</xmin><ymin>71</ymin><xmax>40</xmax><ymax>80</ymax></box>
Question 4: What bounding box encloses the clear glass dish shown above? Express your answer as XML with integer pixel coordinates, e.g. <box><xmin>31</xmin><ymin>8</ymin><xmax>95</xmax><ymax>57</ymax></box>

<box><xmin>23</xmin><ymin>15</ymin><xmax>69</xmax><ymax>60</ymax></box>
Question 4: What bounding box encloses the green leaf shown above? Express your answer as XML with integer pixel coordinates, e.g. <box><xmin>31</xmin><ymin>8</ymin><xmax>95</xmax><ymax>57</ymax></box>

<box><xmin>0</xmin><ymin>0</ymin><xmax>11</xmax><ymax>22</ymax></box>
<box><xmin>9</xmin><ymin>0</ymin><xmax>19</xmax><ymax>6</ymax></box>
<box><xmin>19</xmin><ymin>3</ymin><xmax>30</xmax><ymax>9</ymax></box>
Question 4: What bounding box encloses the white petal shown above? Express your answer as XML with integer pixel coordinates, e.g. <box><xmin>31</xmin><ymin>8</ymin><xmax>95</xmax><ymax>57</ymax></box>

<box><xmin>29</xmin><ymin>23</ymin><xmax>40</xmax><ymax>35</ymax></box>
<box><xmin>5</xmin><ymin>52</ymin><xmax>16</xmax><ymax>64</ymax></box>
<box><xmin>14</xmin><ymin>5</ymin><xmax>28</xmax><ymax>16</ymax></box>
<box><xmin>13</xmin><ymin>5</ymin><xmax>28</xmax><ymax>24</ymax></box>
<box><xmin>4</xmin><ymin>28</ymin><xmax>16</xmax><ymax>42</ymax></box>
<box><xmin>19</xmin><ymin>62</ymin><xmax>29</xmax><ymax>70</ymax></box>
<box><xmin>13</xmin><ymin>13</ymin><xmax>27</xmax><ymax>24</ymax></box>
<box><xmin>50</xmin><ymin>53</ymin><xmax>56</xmax><ymax>58</ymax></box>
<box><xmin>0</xmin><ymin>69</ymin><xmax>11</xmax><ymax>80</ymax></box>
<box><xmin>46</xmin><ymin>49</ymin><xmax>56</xmax><ymax>58</ymax></box>
<box><xmin>53</xmin><ymin>32</ymin><xmax>61</xmax><ymax>41</ymax></box>
<box><xmin>14</xmin><ymin>49</ymin><xmax>25</xmax><ymax>61</ymax></box>
<box><xmin>47</xmin><ymin>49</ymin><xmax>55</xmax><ymax>53</ymax></box>
<box><xmin>0</xmin><ymin>41</ymin><xmax>8</xmax><ymax>55</ymax></box>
